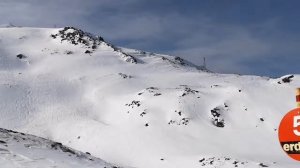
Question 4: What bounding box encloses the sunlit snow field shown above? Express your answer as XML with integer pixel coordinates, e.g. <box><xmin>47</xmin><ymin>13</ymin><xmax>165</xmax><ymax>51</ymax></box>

<box><xmin>0</xmin><ymin>27</ymin><xmax>299</xmax><ymax>168</ymax></box>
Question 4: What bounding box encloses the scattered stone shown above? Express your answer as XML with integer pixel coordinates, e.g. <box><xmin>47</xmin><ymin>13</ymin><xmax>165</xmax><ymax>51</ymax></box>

<box><xmin>118</xmin><ymin>73</ymin><xmax>132</xmax><ymax>79</ymax></box>
<box><xmin>181</xmin><ymin>86</ymin><xmax>199</xmax><ymax>97</ymax></box>
<box><xmin>211</xmin><ymin>107</ymin><xmax>225</xmax><ymax>128</ymax></box>
<box><xmin>50</xmin><ymin>142</ymin><xmax>76</xmax><ymax>155</ymax></box>
<box><xmin>110</xmin><ymin>46</ymin><xmax>137</xmax><ymax>63</ymax></box>
<box><xmin>199</xmin><ymin>158</ymin><xmax>205</xmax><ymax>162</ymax></box>
<box><xmin>16</xmin><ymin>54</ymin><xmax>27</xmax><ymax>59</ymax></box>
<box><xmin>168</xmin><ymin>120</ymin><xmax>176</xmax><ymax>125</ymax></box>
<box><xmin>65</xmin><ymin>50</ymin><xmax>73</xmax><ymax>55</ymax></box>
<box><xmin>211</xmin><ymin>108</ymin><xmax>221</xmax><ymax>118</ymax></box>
<box><xmin>174</xmin><ymin>56</ymin><xmax>185</xmax><ymax>65</ymax></box>
<box><xmin>180</xmin><ymin>118</ymin><xmax>189</xmax><ymax>125</ymax></box>
<box><xmin>281</xmin><ymin>75</ymin><xmax>294</xmax><ymax>83</ymax></box>
<box><xmin>85</xmin><ymin>50</ymin><xmax>92</xmax><ymax>54</ymax></box>
<box><xmin>175</xmin><ymin>110</ymin><xmax>182</xmax><ymax>116</ymax></box>
<box><xmin>169</xmin><ymin>110</ymin><xmax>191</xmax><ymax>126</ymax></box>
<box><xmin>125</xmin><ymin>101</ymin><xmax>141</xmax><ymax>108</ymax></box>
<box><xmin>160</xmin><ymin>56</ymin><xmax>193</xmax><ymax>67</ymax></box>
<box><xmin>259</xmin><ymin>163</ymin><xmax>268</xmax><ymax>167</ymax></box>
<box><xmin>140</xmin><ymin>111</ymin><xmax>147</xmax><ymax>117</ymax></box>
<box><xmin>146</xmin><ymin>87</ymin><xmax>158</xmax><ymax>91</ymax></box>
<box><xmin>50</xmin><ymin>34</ymin><xmax>56</xmax><ymax>39</ymax></box>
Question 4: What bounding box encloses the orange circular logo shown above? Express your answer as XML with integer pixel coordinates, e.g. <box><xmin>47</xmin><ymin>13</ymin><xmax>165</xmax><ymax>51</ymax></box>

<box><xmin>278</xmin><ymin>108</ymin><xmax>300</xmax><ymax>161</ymax></box>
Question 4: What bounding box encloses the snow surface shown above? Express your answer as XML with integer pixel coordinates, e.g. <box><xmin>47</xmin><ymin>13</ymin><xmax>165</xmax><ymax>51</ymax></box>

<box><xmin>0</xmin><ymin>128</ymin><xmax>118</xmax><ymax>168</ymax></box>
<box><xmin>0</xmin><ymin>27</ymin><xmax>299</xmax><ymax>168</ymax></box>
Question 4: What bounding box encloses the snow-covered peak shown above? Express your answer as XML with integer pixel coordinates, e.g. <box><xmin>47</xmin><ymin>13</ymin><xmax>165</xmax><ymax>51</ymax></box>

<box><xmin>0</xmin><ymin>26</ymin><xmax>299</xmax><ymax>168</ymax></box>
<box><xmin>51</xmin><ymin>26</ymin><xmax>105</xmax><ymax>47</ymax></box>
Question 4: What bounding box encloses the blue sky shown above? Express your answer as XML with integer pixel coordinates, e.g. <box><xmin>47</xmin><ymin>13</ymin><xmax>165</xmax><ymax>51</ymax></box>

<box><xmin>0</xmin><ymin>0</ymin><xmax>300</xmax><ymax>77</ymax></box>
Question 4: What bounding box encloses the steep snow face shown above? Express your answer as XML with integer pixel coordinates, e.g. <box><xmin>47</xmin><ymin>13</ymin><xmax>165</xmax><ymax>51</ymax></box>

<box><xmin>0</xmin><ymin>128</ymin><xmax>118</xmax><ymax>168</ymax></box>
<box><xmin>0</xmin><ymin>27</ymin><xmax>299</xmax><ymax>168</ymax></box>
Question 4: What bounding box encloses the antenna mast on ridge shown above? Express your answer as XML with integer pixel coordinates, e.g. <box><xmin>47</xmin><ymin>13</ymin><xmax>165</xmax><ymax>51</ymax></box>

<box><xmin>203</xmin><ymin>57</ymin><xmax>206</xmax><ymax>69</ymax></box>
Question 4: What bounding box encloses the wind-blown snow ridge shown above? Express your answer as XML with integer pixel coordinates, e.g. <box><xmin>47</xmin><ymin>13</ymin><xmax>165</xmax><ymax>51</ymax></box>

<box><xmin>0</xmin><ymin>26</ymin><xmax>299</xmax><ymax>168</ymax></box>
<box><xmin>119</xmin><ymin>47</ymin><xmax>208</xmax><ymax>70</ymax></box>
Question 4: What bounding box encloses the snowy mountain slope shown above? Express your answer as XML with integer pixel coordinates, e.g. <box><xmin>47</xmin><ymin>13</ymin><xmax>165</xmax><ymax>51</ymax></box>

<box><xmin>0</xmin><ymin>128</ymin><xmax>119</xmax><ymax>168</ymax></box>
<box><xmin>119</xmin><ymin>47</ymin><xmax>208</xmax><ymax>71</ymax></box>
<box><xmin>0</xmin><ymin>27</ymin><xmax>299</xmax><ymax>168</ymax></box>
